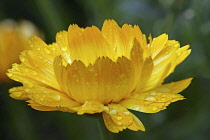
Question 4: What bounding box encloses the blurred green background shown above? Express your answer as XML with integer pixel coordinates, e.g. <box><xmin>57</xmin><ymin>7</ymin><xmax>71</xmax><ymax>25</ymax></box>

<box><xmin>0</xmin><ymin>0</ymin><xmax>210</xmax><ymax>140</ymax></box>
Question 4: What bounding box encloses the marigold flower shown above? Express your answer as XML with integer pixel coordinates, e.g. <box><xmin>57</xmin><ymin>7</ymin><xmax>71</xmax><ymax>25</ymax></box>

<box><xmin>0</xmin><ymin>20</ymin><xmax>42</xmax><ymax>82</ymax></box>
<box><xmin>7</xmin><ymin>19</ymin><xmax>192</xmax><ymax>133</ymax></box>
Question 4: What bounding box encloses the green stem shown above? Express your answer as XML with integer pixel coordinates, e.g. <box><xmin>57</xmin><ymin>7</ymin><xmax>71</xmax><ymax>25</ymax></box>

<box><xmin>97</xmin><ymin>113</ymin><xmax>112</xmax><ymax>140</ymax></box>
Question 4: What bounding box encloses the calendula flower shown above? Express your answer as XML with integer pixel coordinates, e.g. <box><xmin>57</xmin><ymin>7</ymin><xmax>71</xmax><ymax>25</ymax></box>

<box><xmin>7</xmin><ymin>19</ymin><xmax>192</xmax><ymax>133</ymax></box>
<box><xmin>0</xmin><ymin>19</ymin><xmax>42</xmax><ymax>82</ymax></box>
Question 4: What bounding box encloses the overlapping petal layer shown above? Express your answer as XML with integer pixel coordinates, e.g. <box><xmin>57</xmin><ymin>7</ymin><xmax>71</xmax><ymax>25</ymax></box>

<box><xmin>7</xmin><ymin>19</ymin><xmax>192</xmax><ymax>133</ymax></box>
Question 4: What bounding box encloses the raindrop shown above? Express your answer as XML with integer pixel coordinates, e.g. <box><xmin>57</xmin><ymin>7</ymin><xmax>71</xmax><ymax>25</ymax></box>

<box><xmin>87</xmin><ymin>64</ymin><xmax>94</xmax><ymax>71</ymax></box>
<box><xmin>116</xmin><ymin>116</ymin><xmax>123</xmax><ymax>120</ymax></box>
<box><xmin>145</xmin><ymin>96</ymin><xmax>156</xmax><ymax>101</ymax></box>
<box><xmin>117</xmin><ymin>122</ymin><xmax>123</xmax><ymax>125</ymax></box>
<box><xmin>109</xmin><ymin>109</ymin><xmax>118</xmax><ymax>115</ymax></box>
<box><xmin>51</xmin><ymin>95</ymin><xmax>61</xmax><ymax>101</ymax></box>
<box><xmin>123</xmin><ymin>111</ymin><xmax>130</xmax><ymax>115</ymax></box>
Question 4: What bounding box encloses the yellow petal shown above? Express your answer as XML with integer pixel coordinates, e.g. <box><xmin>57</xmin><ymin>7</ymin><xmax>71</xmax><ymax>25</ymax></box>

<box><xmin>18</xmin><ymin>85</ymin><xmax>80</xmax><ymax>109</ymax></box>
<box><xmin>9</xmin><ymin>86</ymin><xmax>29</xmax><ymax>100</ymax></box>
<box><xmin>128</xmin><ymin>113</ymin><xmax>145</xmax><ymax>131</ymax></box>
<box><xmin>54</xmin><ymin>55</ymin><xmax>136</xmax><ymax>104</ymax></box>
<box><xmin>73</xmin><ymin>101</ymin><xmax>105</xmax><ymax>115</ymax></box>
<box><xmin>150</xmin><ymin>34</ymin><xmax>168</xmax><ymax>58</ymax></box>
<box><xmin>27</xmin><ymin>100</ymin><xmax>57</xmax><ymax>111</ymax></box>
<box><xmin>56</xmin><ymin>31</ymin><xmax>72</xmax><ymax>64</ymax></box>
<box><xmin>102</xmin><ymin>19</ymin><xmax>132</xmax><ymax>59</ymax></box>
<box><xmin>120</xmin><ymin>78</ymin><xmax>192</xmax><ymax>113</ymax></box>
<box><xmin>67</xmin><ymin>24</ymin><xmax>112</xmax><ymax>65</ymax></box>
<box><xmin>7</xmin><ymin>36</ymin><xmax>61</xmax><ymax>90</ymax></box>
<box><xmin>102</xmin><ymin>104</ymin><xmax>145</xmax><ymax>133</ymax></box>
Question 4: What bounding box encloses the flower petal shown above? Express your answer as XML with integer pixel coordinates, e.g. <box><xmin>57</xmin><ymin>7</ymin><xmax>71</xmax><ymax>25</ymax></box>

<box><xmin>9</xmin><ymin>86</ymin><xmax>29</xmax><ymax>100</ymax></box>
<box><xmin>102</xmin><ymin>20</ymin><xmax>133</xmax><ymax>59</ymax></box>
<box><xmin>102</xmin><ymin>104</ymin><xmax>145</xmax><ymax>133</ymax></box>
<box><xmin>150</xmin><ymin>34</ymin><xmax>168</xmax><ymax>58</ymax></box>
<box><xmin>10</xmin><ymin>85</ymin><xmax>81</xmax><ymax>111</ymax></box>
<box><xmin>73</xmin><ymin>101</ymin><xmax>105</xmax><ymax>115</ymax></box>
<box><xmin>7</xmin><ymin>36</ymin><xmax>61</xmax><ymax>90</ymax></box>
<box><xmin>54</xmin><ymin>55</ymin><xmax>135</xmax><ymax>104</ymax></box>
<box><xmin>67</xmin><ymin>24</ymin><xmax>113</xmax><ymax>65</ymax></box>
<box><xmin>27</xmin><ymin>100</ymin><xmax>57</xmax><ymax>111</ymax></box>
<box><xmin>120</xmin><ymin>78</ymin><xmax>192</xmax><ymax>113</ymax></box>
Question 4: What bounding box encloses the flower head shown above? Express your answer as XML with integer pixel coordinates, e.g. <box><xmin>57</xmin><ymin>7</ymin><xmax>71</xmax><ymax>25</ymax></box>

<box><xmin>7</xmin><ymin>20</ymin><xmax>192</xmax><ymax>133</ymax></box>
<box><xmin>0</xmin><ymin>19</ymin><xmax>42</xmax><ymax>82</ymax></box>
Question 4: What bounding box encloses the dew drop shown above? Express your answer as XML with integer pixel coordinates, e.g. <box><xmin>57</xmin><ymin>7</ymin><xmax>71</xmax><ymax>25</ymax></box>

<box><xmin>109</xmin><ymin>109</ymin><xmax>117</xmax><ymax>115</ymax></box>
<box><xmin>145</xmin><ymin>96</ymin><xmax>156</xmax><ymax>101</ymax></box>
<box><xmin>51</xmin><ymin>95</ymin><xmax>61</xmax><ymax>101</ymax></box>
<box><xmin>87</xmin><ymin>64</ymin><xmax>94</xmax><ymax>71</ymax></box>
<box><xmin>123</xmin><ymin>111</ymin><xmax>130</xmax><ymax>115</ymax></box>
<box><xmin>116</xmin><ymin>116</ymin><xmax>123</xmax><ymax>120</ymax></box>
<box><xmin>134</xmin><ymin>106</ymin><xmax>141</xmax><ymax>111</ymax></box>
<box><xmin>61</xmin><ymin>47</ymin><xmax>67</xmax><ymax>51</ymax></box>
<box><xmin>150</xmin><ymin>91</ymin><xmax>157</xmax><ymax>95</ymax></box>
<box><xmin>117</xmin><ymin>122</ymin><xmax>123</xmax><ymax>125</ymax></box>
<box><xmin>103</xmin><ymin>106</ymin><xmax>109</xmax><ymax>111</ymax></box>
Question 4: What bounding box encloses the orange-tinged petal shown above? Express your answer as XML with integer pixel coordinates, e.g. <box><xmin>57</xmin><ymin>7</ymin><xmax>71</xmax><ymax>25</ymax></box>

<box><xmin>120</xmin><ymin>78</ymin><xmax>192</xmax><ymax>113</ymax></box>
<box><xmin>54</xmin><ymin>55</ymin><xmax>136</xmax><ymax>104</ymax></box>
<box><xmin>68</xmin><ymin>24</ymin><xmax>113</xmax><ymax>65</ymax></box>
<box><xmin>102</xmin><ymin>19</ymin><xmax>132</xmax><ymax>59</ymax></box>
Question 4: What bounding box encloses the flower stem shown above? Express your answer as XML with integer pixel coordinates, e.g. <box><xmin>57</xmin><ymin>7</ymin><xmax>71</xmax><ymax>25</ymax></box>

<box><xmin>97</xmin><ymin>113</ymin><xmax>112</xmax><ymax>140</ymax></box>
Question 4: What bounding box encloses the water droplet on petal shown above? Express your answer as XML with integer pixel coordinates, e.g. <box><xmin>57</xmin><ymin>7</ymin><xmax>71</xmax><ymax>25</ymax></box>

<box><xmin>123</xmin><ymin>111</ymin><xmax>130</xmax><ymax>115</ymax></box>
<box><xmin>51</xmin><ymin>95</ymin><xmax>61</xmax><ymax>101</ymax></box>
<box><xmin>150</xmin><ymin>91</ymin><xmax>157</xmax><ymax>95</ymax></box>
<box><xmin>109</xmin><ymin>109</ymin><xmax>117</xmax><ymax>115</ymax></box>
<box><xmin>116</xmin><ymin>116</ymin><xmax>123</xmax><ymax>120</ymax></box>
<box><xmin>87</xmin><ymin>64</ymin><xmax>94</xmax><ymax>71</ymax></box>
<box><xmin>145</xmin><ymin>96</ymin><xmax>156</xmax><ymax>101</ymax></box>
<box><xmin>117</xmin><ymin>122</ymin><xmax>123</xmax><ymax>125</ymax></box>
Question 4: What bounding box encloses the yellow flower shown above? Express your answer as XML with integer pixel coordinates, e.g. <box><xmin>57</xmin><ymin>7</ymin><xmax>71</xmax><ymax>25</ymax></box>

<box><xmin>0</xmin><ymin>19</ymin><xmax>42</xmax><ymax>82</ymax></box>
<box><xmin>7</xmin><ymin>20</ymin><xmax>192</xmax><ymax>133</ymax></box>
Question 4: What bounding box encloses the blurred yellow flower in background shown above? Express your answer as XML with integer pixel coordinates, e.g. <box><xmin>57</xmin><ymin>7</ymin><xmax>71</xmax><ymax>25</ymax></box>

<box><xmin>7</xmin><ymin>19</ymin><xmax>192</xmax><ymax>133</ymax></box>
<box><xmin>0</xmin><ymin>20</ymin><xmax>42</xmax><ymax>82</ymax></box>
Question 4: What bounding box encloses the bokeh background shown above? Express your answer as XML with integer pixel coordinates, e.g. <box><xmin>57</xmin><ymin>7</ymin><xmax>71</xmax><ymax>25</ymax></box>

<box><xmin>0</xmin><ymin>0</ymin><xmax>210</xmax><ymax>140</ymax></box>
